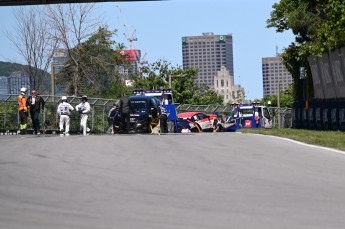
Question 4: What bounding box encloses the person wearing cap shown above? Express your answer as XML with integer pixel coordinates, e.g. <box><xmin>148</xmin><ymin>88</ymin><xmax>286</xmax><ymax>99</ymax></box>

<box><xmin>26</xmin><ymin>89</ymin><xmax>45</xmax><ymax>135</ymax></box>
<box><xmin>75</xmin><ymin>95</ymin><xmax>91</xmax><ymax>135</ymax></box>
<box><xmin>57</xmin><ymin>96</ymin><xmax>74</xmax><ymax>136</ymax></box>
<box><xmin>17</xmin><ymin>87</ymin><xmax>28</xmax><ymax>134</ymax></box>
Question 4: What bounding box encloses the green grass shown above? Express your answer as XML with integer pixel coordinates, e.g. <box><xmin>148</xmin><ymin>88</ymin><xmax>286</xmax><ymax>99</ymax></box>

<box><xmin>238</xmin><ymin>128</ymin><xmax>345</xmax><ymax>152</ymax></box>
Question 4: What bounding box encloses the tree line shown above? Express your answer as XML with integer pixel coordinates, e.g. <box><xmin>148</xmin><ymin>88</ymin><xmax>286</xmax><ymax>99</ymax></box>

<box><xmin>267</xmin><ymin>0</ymin><xmax>345</xmax><ymax>101</ymax></box>
<box><xmin>7</xmin><ymin>1</ymin><xmax>333</xmax><ymax>107</ymax></box>
<box><xmin>4</xmin><ymin>4</ymin><xmax>225</xmax><ymax>105</ymax></box>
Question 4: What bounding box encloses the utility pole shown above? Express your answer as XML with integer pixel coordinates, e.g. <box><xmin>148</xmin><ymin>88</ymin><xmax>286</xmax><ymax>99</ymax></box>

<box><xmin>51</xmin><ymin>64</ymin><xmax>55</xmax><ymax>100</ymax></box>
<box><xmin>277</xmin><ymin>82</ymin><xmax>281</xmax><ymax>128</ymax></box>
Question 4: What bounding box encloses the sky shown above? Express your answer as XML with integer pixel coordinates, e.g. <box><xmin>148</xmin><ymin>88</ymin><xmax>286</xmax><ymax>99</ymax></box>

<box><xmin>0</xmin><ymin>0</ymin><xmax>294</xmax><ymax>100</ymax></box>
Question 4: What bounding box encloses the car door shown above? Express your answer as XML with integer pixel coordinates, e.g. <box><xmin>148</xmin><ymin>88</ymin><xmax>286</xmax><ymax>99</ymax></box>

<box><xmin>150</xmin><ymin>98</ymin><xmax>158</xmax><ymax>121</ymax></box>
<box><xmin>196</xmin><ymin>113</ymin><xmax>213</xmax><ymax>131</ymax></box>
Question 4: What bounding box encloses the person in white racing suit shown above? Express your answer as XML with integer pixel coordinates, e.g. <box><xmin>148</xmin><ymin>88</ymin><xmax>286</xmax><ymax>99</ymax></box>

<box><xmin>75</xmin><ymin>95</ymin><xmax>91</xmax><ymax>135</ymax></box>
<box><xmin>57</xmin><ymin>96</ymin><xmax>74</xmax><ymax>136</ymax></box>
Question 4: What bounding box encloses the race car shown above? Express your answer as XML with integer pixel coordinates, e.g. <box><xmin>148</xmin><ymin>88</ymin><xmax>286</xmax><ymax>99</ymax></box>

<box><xmin>177</xmin><ymin>111</ymin><xmax>217</xmax><ymax>132</ymax></box>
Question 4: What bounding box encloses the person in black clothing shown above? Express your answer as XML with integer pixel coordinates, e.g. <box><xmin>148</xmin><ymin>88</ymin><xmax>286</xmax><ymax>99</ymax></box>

<box><xmin>213</xmin><ymin>114</ymin><xmax>224</xmax><ymax>132</ymax></box>
<box><xmin>108</xmin><ymin>103</ymin><xmax>121</xmax><ymax>134</ymax></box>
<box><xmin>26</xmin><ymin>90</ymin><xmax>45</xmax><ymax>135</ymax></box>
<box><xmin>158</xmin><ymin>105</ymin><xmax>168</xmax><ymax>133</ymax></box>
<box><xmin>119</xmin><ymin>95</ymin><xmax>131</xmax><ymax>134</ymax></box>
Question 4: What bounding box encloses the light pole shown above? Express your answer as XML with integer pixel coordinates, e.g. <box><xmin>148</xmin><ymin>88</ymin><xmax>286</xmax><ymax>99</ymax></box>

<box><xmin>277</xmin><ymin>82</ymin><xmax>281</xmax><ymax>129</ymax></box>
<box><xmin>51</xmin><ymin>63</ymin><xmax>70</xmax><ymax>98</ymax></box>
<box><xmin>168</xmin><ymin>74</ymin><xmax>188</xmax><ymax>89</ymax></box>
<box><xmin>51</xmin><ymin>63</ymin><xmax>55</xmax><ymax>97</ymax></box>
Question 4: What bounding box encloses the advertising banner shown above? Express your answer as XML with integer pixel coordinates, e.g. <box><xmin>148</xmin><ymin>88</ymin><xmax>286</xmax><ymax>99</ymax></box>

<box><xmin>308</xmin><ymin>56</ymin><xmax>325</xmax><ymax>99</ymax></box>
<box><xmin>319</xmin><ymin>54</ymin><xmax>337</xmax><ymax>99</ymax></box>
<box><xmin>329</xmin><ymin>49</ymin><xmax>345</xmax><ymax>98</ymax></box>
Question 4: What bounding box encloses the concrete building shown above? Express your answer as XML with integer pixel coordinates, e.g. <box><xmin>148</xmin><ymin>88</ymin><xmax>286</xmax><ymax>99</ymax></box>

<box><xmin>120</xmin><ymin>49</ymin><xmax>141</xmax><ymax>77</ymax></box>
<box><xmin>262</xmin><ymin>55</ymin><xmax>293</xmax><ymax>97</ymax></box>
<box><xmin>52</xmin><ymin>49</ymin><xmax>69</xmax><ymax>96</ymax></box>
<box><xmin>182</xmin><ymin>33</ymin><xmax>234</xmax><ymax>87</ymax></box>
<box><xmin>214</xmin><ymin>66</ymin><xmax>244</xmax><ymax>103</ymax></box>
<box><xmin>182</xmin><ymin>32</ymin><xmax>239</xmax><ymax>103</ymax></box>
<box><xmin>0</xmin><ymin>76</ymin><xmax>9</xmax><ymax>94</ymax></box>
<box><xmin>8</xmin><ymin>71</ymin><xmax>31</xmax><ymax>95</ymax></box>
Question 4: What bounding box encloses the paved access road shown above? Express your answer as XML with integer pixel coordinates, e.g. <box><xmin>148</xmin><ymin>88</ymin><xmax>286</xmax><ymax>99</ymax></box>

<box><xmin>1</xmin><ymin>133</ymin><xmax>345</xmax><ymax>229</ymax></box>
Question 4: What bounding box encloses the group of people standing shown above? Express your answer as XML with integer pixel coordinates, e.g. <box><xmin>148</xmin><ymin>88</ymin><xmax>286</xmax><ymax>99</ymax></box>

<box><xmin>56</xmin><ymin>95</ymin><xmax>91</xmax><ymax>136</ymax></box>
<box><xmin>18</xmin><ymin>89</ymin><xmax>169</xmax><ymax>135</ymax></box>
<box><xmin>18</xmin><ymin>87</ymin><xmax>45</xmax><ymax>135</ymax></box>
<box><xmin>18</xmin><ymin>87</ymin><xmax>91</xmax><ymax>136</ymax></box>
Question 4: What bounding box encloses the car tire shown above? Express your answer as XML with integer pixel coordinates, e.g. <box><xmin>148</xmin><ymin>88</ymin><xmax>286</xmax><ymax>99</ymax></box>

<box><xmin>191</xmin><ymin>123</ymin><xmax>201</xmax><ymax>133</ymax></box>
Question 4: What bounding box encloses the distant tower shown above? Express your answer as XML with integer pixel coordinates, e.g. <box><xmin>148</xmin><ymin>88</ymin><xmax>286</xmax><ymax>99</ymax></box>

<box><xmin>262</xmin><ymin>54</ymin><xmax>293</xmax><ymax>97</ymax></box>
<box><xmin>182</xmin><ymin>33</ymin><xmax>234</xmax><ymax>88</ymax></box>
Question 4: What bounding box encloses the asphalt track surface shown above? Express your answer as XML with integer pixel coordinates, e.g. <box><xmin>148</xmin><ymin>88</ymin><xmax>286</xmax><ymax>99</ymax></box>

<box><xmin>1</xmin><ymin>133</ymin><xmax>345</xmax><ymax>229</ymax></box>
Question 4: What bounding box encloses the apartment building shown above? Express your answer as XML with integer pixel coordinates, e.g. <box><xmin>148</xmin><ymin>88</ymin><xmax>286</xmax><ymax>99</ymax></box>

<box><xmin>262</xmin><ymin>55</ymin><xmax>293</xmax><ymax>97</ymax></box>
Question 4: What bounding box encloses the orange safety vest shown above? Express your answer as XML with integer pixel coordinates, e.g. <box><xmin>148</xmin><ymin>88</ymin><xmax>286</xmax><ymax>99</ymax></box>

<box><xmin>18</xmin><ymin>94</ymin><xmax>28</xmax><ymax>112</ymax></box>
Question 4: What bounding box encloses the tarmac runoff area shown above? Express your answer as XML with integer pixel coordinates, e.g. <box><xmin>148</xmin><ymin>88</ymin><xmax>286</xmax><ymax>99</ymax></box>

<box><xmin>1</xmin><ymin>133</ymin><xmax>345</xmax><ymax>229</ymax></box>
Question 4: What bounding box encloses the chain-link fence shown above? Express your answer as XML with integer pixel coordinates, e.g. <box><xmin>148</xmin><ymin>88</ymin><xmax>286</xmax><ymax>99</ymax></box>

<box><xmin>0</xmin><ymin>94</ymin><xmax>293</xmax><ymax>134</ymax></box>
<box><xmin>0</xmin><ymin>94</ymin><xmax>118</xmax><ymax>134</ymax></box>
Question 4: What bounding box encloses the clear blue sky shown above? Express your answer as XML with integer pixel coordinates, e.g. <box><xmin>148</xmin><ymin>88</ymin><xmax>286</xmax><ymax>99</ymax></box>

<box><xmin>0</xmin><ymin>0</ymin><xmax>294</xmax><ymax>100</ymax></box>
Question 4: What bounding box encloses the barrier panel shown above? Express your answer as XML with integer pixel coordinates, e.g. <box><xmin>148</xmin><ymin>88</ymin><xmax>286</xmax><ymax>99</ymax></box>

<box><xmin>292</xmin><ymin>99</ymin><xmax>345</xmax><ymax>131</ymax></box>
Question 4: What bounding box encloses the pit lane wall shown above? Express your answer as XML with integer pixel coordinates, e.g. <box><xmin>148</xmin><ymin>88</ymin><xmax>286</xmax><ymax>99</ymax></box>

<box><xmin>293</xmin><ymin>47</ymin><xmax>345</xmax><ymax>131</ymax></box>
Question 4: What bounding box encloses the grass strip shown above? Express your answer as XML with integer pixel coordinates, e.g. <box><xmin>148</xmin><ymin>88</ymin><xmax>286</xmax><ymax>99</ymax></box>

<box><xmin>238</xmin><ymin>128</ymin><xmax>345</xmax><ymax>152</ymax></box>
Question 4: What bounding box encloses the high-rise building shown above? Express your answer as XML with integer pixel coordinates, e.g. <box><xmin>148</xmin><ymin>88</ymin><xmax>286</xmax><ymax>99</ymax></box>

<box><xmin>182</xmin><ymin>32</ymin><xmax>234</xmax><ymax>88</ymax></box>
<box><xmin>120</xmin><ymin>49</ymin><xmax>141</xmax><ymax>76</ymax></box>
<box><xmin>52</xmin><ymin>49</ymin><xmax>69</xmax><ymax>96</ymax></box>
<box><xmin>0</xmin><ymin>76</ymin><xmax>9</xmax><ymax>94</ymax></box>
<box><xmin>8</xmin><ymin>71</ymin><xmax>30</xmax><ymax>95</ymax></box>
<box><xmin>262</xmin><ymin>55</ymin><xmax>293</xmax><ymax>97</ymax></box>
<box><xmin>182</xmin><ymin>32</ymin><xmax>242</xmax><ymax>103</ymax></box>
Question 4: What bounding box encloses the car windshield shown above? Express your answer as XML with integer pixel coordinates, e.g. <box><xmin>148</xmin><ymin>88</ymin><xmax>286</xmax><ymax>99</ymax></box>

<box><xmin>241</xmin><ymin>108</ymin><xmax>253</xmax><ymax>115</ymax></box>
<box><xmin>131</xmin><ymin>100</ymin><xmax>148</xmax><ymax>113</ymax></box>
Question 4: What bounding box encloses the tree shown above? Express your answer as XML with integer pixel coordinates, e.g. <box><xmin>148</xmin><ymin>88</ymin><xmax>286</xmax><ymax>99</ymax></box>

<box><xmin>131</xmin><ymin>60</ymin><xmax>171</xmax><ymax>90</ymax></box>
<box><xmin>261</xmin><ymin>84</ymin><xmax>294</xmax><ymax>107</ymax></box>
<box><xmin>131</xmin><ymin>60</ymin><xmax>224</xmax><ymax>105</ymax></box>
<box><xmin>5</xmin><ymin>6</ymin><xmax>58</xmax><ymax>93</ymax></box>
<box><xmin>56</xmin><ymin>26</ymin><xmax>128</xmax><ymax>98</ymax></box>
<box><xmin>46</xmin><ymin>3</ymin><xmax>101</xmax><ymax>96</ymax></box>
<box><xmin>267</xmin><ymin>0</ymin><xmax>345</xmax><ymax>101</ymax></box>
<box><xmin>187</xmin><ymin>83</ymin><xmax>223</xmax><ymax>105</ymax></box>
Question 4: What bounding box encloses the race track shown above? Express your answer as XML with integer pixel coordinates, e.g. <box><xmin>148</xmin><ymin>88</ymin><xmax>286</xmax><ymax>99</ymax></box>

<box><xmin>1</xmin><ymin>133</ymin><xmax>345</xmax><ymax>229</ymax></box>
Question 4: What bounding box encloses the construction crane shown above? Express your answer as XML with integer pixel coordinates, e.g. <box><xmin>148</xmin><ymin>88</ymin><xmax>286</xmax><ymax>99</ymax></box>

<box><xmin>116</xmin><ymin>5</ymin><xmax>148</xmax><ymax>77</ymax></box>
<box><xmin>116</xmin><ymin>5</ymin><xmax>137</xmax><ymax>50</ymax></box>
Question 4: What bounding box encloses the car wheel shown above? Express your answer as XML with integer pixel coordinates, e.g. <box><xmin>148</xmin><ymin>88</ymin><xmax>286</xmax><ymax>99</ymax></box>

<box><xmin>191</xmin><ymin>123</ymin><xmax>201</xmax><ymax>133</ymax></box>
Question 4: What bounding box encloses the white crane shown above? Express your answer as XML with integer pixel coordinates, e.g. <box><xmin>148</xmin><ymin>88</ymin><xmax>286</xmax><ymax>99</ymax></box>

<box><xmin>116</xmin><ymin>5</ymin><xmax>137</xmax><ymax>50</ymax></box>
<box><xmin>116</xmin><ymin>5</ymin><xmax>148</xmax><ymax>77</ymax></box>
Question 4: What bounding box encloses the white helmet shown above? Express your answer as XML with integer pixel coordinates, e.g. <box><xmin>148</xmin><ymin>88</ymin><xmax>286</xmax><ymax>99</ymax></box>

<box><xmin>20</xmin><ymin>87</ymin><xmax>27</xmax><ymax>93</ymax></box>
<box><xmin>81</xmin><ymin>95</ymin><xmax>88</xmax><ymax>101</ymax></box>
<box><xmin>61</xmin><ymin>96</ymin><xmax>67</xmax><ymax>101</ymax></box>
